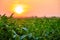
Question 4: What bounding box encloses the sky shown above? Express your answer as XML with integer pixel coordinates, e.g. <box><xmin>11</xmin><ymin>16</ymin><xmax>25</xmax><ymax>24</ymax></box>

<box><xmin>0</xmin><ymin>0</ymin><xmax>60</xmax><ymax>17</ymax></box>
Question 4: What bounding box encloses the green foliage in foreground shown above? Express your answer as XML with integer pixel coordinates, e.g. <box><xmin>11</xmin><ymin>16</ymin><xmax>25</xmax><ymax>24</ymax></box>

<box><xmin>0</xmin><ymin>15</ymin><xmax>60</xmax><ymax>40</ymax></box>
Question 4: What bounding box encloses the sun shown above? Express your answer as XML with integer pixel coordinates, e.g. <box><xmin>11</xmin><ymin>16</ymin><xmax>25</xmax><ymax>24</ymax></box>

<box><xmin>14</xmin><ymin>5</ymin><xmax>24</xmax><ymax>14</ymax></box>
<box><xmin>10</xmin><ymin>4</ymin><xmax>30</xmax><ymax>15</ymax></box>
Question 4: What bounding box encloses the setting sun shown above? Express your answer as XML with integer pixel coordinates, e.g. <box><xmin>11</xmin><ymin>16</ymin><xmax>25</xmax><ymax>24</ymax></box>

<box><xmin>9</xmin><ymin>4</ymin><xmax>30</xmax><ymax>16</ymax></box>
<box><xmin>14</xmin><ymin>5</ymin><xmax>24</xmax><ymax>14</ymax></box>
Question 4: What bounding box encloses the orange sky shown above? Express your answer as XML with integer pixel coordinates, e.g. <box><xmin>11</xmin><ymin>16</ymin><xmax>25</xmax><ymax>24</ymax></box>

<box><xmin>0</xmin><ymin>0</ymin><xmax>60</xmax><ymax>17</ymax></box>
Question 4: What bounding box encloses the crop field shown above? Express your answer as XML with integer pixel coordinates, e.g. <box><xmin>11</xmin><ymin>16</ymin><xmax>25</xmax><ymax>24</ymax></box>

<box><xmin>0</xmin><ymin>15</ymin><xmax>60</xmax><ymax>40</ymax></box>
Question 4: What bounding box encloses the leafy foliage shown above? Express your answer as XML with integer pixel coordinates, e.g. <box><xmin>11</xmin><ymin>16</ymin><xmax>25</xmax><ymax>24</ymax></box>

<box><xmin>0</xmin><ymin>15</ymin><xmax>60</xmax><ymax>40</ymax></box>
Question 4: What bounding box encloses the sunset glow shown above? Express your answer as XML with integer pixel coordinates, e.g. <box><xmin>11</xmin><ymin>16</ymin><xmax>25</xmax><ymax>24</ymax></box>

<box><xmin>0</xmin><ymin>0</ymin><xmax>59</xmax><ymax>17</ymax></box>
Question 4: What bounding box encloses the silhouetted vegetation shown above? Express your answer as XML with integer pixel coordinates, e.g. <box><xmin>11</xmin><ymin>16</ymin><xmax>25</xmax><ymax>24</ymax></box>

<box><xmin>0</xmin><ymin>14</ymin><xmax>60</xmax><ymax>40</ymax></box>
